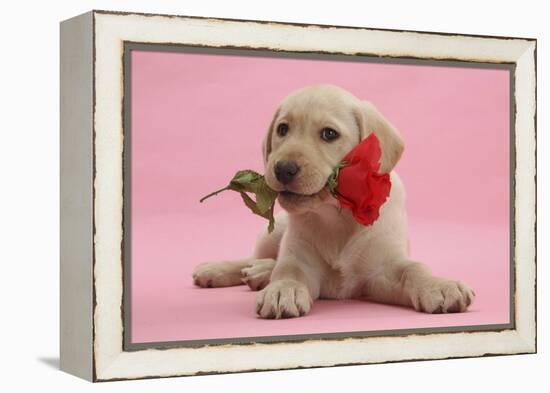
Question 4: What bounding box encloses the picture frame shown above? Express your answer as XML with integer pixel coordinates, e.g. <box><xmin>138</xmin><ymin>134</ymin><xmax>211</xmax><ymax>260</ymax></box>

<box><xmin>60</xmin><ymin>10</ymin><xmax>537</xmax><ymax>382</ymax></box>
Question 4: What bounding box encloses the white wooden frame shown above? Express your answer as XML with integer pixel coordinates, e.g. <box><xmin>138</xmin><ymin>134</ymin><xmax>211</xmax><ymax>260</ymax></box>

<box><xmin>60</xmin><ymin>10</ymin><xmax>536</xmax><ymax>382</ymax></box>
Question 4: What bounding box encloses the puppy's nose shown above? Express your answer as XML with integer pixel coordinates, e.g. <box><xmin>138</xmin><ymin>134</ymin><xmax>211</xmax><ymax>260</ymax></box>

<box><xmin>274</xmin><ymin>160</ymin><xmax>300</xmax><ymax>185</ymax></box>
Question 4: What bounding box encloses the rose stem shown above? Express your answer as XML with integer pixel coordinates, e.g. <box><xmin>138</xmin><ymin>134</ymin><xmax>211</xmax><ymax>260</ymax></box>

<box><xmin>199</xmin><ymin>186</ymin><xmax>231</xmax><ymax>203</ymax></box>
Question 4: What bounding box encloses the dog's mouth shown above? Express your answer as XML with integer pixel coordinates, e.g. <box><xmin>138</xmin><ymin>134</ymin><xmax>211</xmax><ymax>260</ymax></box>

<box><xmin>280</xmin><ymin>190</ymin><xmax>316</xmax><ymax>198</ymax></box>
<box><xmin>278</xmin><ymin>188</ymin><xmax>326</xmax><ymax>203</ymax></box>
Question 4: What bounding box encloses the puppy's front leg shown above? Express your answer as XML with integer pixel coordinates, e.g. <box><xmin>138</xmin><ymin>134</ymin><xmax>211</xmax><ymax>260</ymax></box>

<box><xmin>366</xmin><ymin>260</ymin><xmax>475</xmax><ymax>313</ymax></box>
<box><xmin>256</xmin><ymin>255</ymin><xmax>321</xmax><ymax>319</ymax></box>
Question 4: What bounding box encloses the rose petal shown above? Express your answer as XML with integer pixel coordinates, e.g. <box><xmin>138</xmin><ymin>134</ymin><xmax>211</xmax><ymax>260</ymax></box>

<box><xmin>335</xmin><ymin>133</ymin><xmax>391</xmax><ymax>227</ymax></box>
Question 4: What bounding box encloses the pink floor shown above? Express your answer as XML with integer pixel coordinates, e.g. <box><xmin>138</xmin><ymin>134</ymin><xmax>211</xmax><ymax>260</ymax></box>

<box><xmin>129</xmin><ymin>49</ymin><xmax>511</xmax><ymax>344</ymax></box>
<box><xmin>131</xmin><ymin>212</ymin><xmax>509</xmax><ymax>343</ymax></box>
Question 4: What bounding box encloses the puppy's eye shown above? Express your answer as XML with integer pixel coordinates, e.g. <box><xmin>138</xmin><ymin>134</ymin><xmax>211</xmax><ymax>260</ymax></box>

<box><xmin>276</xmin><ymin>123</ymin><xmax>289</xmax><ymax>137</ymax></box>
<box><xmin>320</xmin><ymin>127</ymin><xmax>339</xmax><ymax>142</ymax></box>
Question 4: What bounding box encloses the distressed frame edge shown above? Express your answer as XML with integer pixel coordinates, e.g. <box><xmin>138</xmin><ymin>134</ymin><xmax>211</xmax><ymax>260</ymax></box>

<box><xmin>89</xmin><ymin>11</ymin><xmax>537</xmax><ymax>381</ymax></box>
<box><xmin>96</xmin><ymin>331</ymin><xmax>535</xmax><ymax>382</ymax></box>
<box><xmin>59</xmin><ymin>11</ymin><xmax>95</xmax><ymax>381</ymax></box>
<box><xmin>512</xmin><ymin>40</ymin><xmax>537</xmax><ymax>353</ymax></box>
<box><xmin>91</xmin><ymin>8</ymin><xmax>537</xmax><ymax>42</ymax></box>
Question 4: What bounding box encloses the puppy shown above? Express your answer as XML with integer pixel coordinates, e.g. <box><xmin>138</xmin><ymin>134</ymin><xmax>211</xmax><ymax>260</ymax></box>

<box><xmin>193</xmin><ymin>84</ymin><xmax>475</xmax><ymax>319</ymax></box>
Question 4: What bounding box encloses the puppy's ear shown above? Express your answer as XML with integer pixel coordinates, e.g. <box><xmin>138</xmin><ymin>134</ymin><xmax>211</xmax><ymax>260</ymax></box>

<box><xmin>262</xmin><ymin>108</ymin><xmax>280</xmax><ymax>165</ymax></box>
<box><xmin>354</xmin><ymin>101</ymin><xmax>404</xmax><ymax>173</ymax></box>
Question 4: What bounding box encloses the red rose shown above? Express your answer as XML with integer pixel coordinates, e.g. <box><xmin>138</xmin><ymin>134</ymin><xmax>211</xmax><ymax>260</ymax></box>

<box><xmin>202</xmin><ymin>133</ymin><xmax>391</xmax><ymax>232</ymax></box>
<box><xmin>331</xmin><ymin>133</ymin><xmax>391</xmax><ymax>226</ymax></box>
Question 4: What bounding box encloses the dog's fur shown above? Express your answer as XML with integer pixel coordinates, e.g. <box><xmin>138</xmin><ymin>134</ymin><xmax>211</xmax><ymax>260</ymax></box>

<box><xmin>193</xmin><ymin>84</ymin><xmax>475</xmax><ymax>319</ymax></box>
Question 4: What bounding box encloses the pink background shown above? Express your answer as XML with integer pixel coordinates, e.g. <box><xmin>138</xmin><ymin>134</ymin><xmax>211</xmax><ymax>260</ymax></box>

<box><xmin>130</xmin><ymin>49</ymin><xmax>510</xmax><ymax>344</ymax></box>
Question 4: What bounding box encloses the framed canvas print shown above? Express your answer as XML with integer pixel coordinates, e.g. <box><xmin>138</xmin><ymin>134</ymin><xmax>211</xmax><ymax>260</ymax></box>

<box><xmin>60</xmin><ymin>10</ymin><xmax>537</xmax><ymax>382</ymax></box>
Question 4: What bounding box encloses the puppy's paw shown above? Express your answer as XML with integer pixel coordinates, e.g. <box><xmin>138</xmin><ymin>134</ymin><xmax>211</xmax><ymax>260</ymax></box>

<box><xmin>241</xmin><ymin>259</ymin><xmax>275</xmax><ymax>291</ymax></box>
<box><xmin>256</xmin><ymin>279</ymin><xmax>312</xmax><ymax>319</ymax></box>
<box><xmin>410</xmin><ymin>278</ymin><xmax>475</xmax><ymax>313</ymax></box>
<box><xmin>192</xmin><ymin>261</ymin><xmax>243</xmax><ymax>288</ymax></box>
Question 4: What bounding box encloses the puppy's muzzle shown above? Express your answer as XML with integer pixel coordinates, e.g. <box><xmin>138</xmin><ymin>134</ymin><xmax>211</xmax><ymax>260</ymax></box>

<box><xmin>274</xmin><ymin>160</ymin><xmax>300</xmax><ymax>185</ymax></box>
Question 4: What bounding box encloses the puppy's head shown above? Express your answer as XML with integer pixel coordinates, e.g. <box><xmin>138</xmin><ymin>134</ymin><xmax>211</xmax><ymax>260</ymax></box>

<box><xmin>263</xmin><ymin>84</ymin><xmax>404</xmax><ymax>214</ymax></box>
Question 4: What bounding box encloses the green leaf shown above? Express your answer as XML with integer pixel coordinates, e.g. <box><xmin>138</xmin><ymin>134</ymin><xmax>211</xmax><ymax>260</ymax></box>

<box><xmin>229</xmin><ymin>170</ymin><xmax>264</xmax><ymax>193</ymax></box>
<box><xmin>267</xmin><ymin>205</ymin><xmax>275</xmax><ymax>233</ymax></box>
<box><xmin>239</xmin><ymin>192</ymin><xmax>263</xmax><ymax>215</ymax></box>
<box><xmin>240</xmin><ymin>191</ymin><xmax>276</xmax><ymax>233</ymax></box>
<box><xmin>255</xmin><ymin>181</ymin><xmax>278</xmax><ymax>214</ymax></box>
<box><xmin>201</xmin><ymin>160</ymin><xmax>346</xmax><ymax>234</ymax></box>
<box><xmin>327</xmin><ymin>161</ymin><xmax>347</xmax><ymax>196</ymax></box>
<box><xmin>200</xmin><ymin>169</ymin><xmax>278</xmax><ymax>233</ymax></box>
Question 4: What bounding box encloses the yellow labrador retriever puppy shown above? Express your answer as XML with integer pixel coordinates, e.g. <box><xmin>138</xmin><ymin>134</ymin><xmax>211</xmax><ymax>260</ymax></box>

<box><xmin>193</xmin><ymin>84</ymin><xmax>475</xmax><ymax>319</ymax></box>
